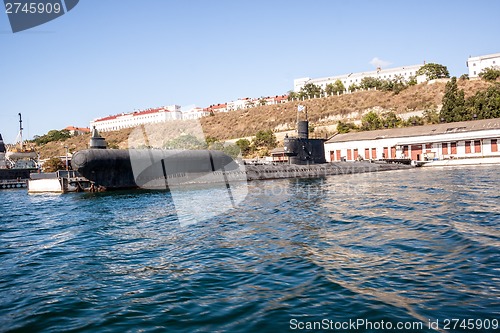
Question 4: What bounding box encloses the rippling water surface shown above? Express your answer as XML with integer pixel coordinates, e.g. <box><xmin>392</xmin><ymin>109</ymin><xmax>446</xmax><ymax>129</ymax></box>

<box><xmin>1</xmin><ymin>166</ymin><xmax>499</xmax><ymax>332</ymax></box>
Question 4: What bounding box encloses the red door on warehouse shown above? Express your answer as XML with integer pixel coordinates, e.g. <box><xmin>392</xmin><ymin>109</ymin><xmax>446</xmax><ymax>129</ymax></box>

<box><xmin>411</xmin><ymin>145</ymin><xmax>422</xmax><ymax>160</ymax></box>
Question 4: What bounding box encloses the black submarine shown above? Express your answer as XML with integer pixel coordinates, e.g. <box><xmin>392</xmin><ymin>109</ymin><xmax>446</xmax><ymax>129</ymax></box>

<box><xmin>72</xmin><ymin>113</ymin><xmax>410</xmax><ymax>191</ymax></box>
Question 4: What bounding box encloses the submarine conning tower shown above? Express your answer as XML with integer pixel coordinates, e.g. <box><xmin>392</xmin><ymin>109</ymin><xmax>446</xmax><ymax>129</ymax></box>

<box><xmin>89</xmin><ymin>126</ymin><xmax>107</xmax><ymax>149</ymax></box>
<box><xmin>0</xmin><ymin>133</ymin><xmax>6</xmax><ymax>169</ymax></box>
<box><xmin>297</xmin><ymin>120</ymin><xmax>309</xmax><ymax>140</ymax></box>
<box><xmin>283</xmin><ymin>106</ymin><xmax>326</xmax><ymax>165</ymax></box>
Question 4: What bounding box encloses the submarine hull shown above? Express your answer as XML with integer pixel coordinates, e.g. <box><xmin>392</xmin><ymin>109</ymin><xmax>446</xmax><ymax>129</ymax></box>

<box><xmin>72</xmin><ymin>149</ymin><xmax>411</xmax><ymax>190</ymax></box>
<box><xmin>71</xmin><ymin>149</ymin><xmax>244</xmax><ymax>190</ymax></box>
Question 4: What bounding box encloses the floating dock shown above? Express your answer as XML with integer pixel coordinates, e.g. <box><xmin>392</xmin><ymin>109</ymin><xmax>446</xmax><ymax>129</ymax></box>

<box><xmin>28</xmin><ymin>170</ymin><xmax>91</xmax><ymax>193</ymax></box>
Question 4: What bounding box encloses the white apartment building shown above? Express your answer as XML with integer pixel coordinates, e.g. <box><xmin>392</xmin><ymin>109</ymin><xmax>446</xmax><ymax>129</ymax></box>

<box><xmin>225</xmin><ymin>95</ymin><xmax>289</xmax><ymax>111</ymax></box>
<box><xmin>91</xmin><ymin>105</ymin><xmax>182</xmax><ymax>132</ymax></box>
<box><xmin>294</xmin><ymin>64</ymin><xmax>425</xmax><ymax>92</ymax></box>
<box><xmin>227</xmin><ymin>98</ymin><xmax>252</xmax><ymax>111</ymax></box>
<box><xmin>182</xmin><ymin>106</ymin><xmax>211</xmax><ymax>120</ymax></box>
<box><xmin>467</xmin><ymin>52</ymin><xmax>500</xmax><ymax>78</ymax></box>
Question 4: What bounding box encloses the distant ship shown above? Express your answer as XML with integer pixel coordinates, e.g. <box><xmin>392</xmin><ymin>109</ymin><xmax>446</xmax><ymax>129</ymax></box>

<box><xmin>0</xmin><ymin>114</ymin><xmax>39</xmax><ymax>190</ymax></box>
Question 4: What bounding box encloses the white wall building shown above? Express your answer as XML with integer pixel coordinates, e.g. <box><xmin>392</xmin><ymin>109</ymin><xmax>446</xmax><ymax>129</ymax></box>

<box><xmin>294</xmin><ymin>64</ymin><xmax>425</xmax><ymax>93</ymax></box>
<box><xmin>181</xmin><ymin>106</ymin><xmax>211</xmax><ymax>120</ymax></box>
<box><xmin>227</xmin><ymin>98</ymin><xmax>253</xmax><ymax>111</ymax></box>
<box><xmin>325</xmin><ymin>118</ymin><xmax>500</xmax><ymax>162</ymax></box>
<box><xmin>91</xmin><ymin>105</ymin><xmax>182</xmax><ymax>132</ymax></box>
<box><xmin>467</xmin><ymin>52</ymin><xmax>500</xmax><ymax>78</ymax></box>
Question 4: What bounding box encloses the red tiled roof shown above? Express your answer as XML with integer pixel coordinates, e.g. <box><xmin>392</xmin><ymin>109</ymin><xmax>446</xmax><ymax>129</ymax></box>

<box><xmin>95</xmin><ymin>114</ymin><xmax>119</xmax><ymax>122</ymax></box>
<box><xmin>211</xmin><ymin>103</ymin><xmax>227</xmax><ymax>109</ymax></box>
<box><xmin>94</xmin><ymin>107</ymin><xmax>176</xmax><ymax>122</ymax></box>
<box><xmin>133</xmin><ymin>108</ymin><xmax>163</xmax><ymax>116</ymax></box>
<box><xmin>65</xmin><ymin>126</ymin><xmax>90</xmax><ymax>132</ymax></box>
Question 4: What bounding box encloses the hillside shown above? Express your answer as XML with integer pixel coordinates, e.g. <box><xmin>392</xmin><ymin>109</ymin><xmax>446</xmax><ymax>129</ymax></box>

<box><xmin>36</xmin><ymin>79</ymin><xmax>494</xmax><ymax>159</ymax></box>
<box><xmin>201</xmin><ymin>79</ymin><xmax>492</xmax><ymax>139</ymax></box>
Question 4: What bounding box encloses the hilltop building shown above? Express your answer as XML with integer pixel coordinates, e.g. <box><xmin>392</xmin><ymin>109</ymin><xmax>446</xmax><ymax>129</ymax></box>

<box><xmin>325</xmin><ymin>118</ymin><xmax>500</xmax><ymax>162</ymax></box>
<box><xmin>209</xmin><ymin>103</ymin><xmax>228</xmax><ymax>113</ymax></box>
<box><xmin>294</xmin><ymin>64</ymin><xmax>426</xmax><ymax>93</ymax></box>
<box><xmin>90</xmin><ymin>105</ymin><xmax>184</xmax><ymax>132</ymax></box>
<box><xmin>212</xmin><ymin>95</ymin><xmax>289</xmax><ymax>113</ymax></box>
<box><xmin>467</xmin><ymin>52</ymin><xmax>500</xmax><ymax>78</ymax></box>
<box><xmin>181</xmin><ymin>106</ymin><xmax>211</xmax><ymax>120</ymax></box>
<box><xmin>64</xmin><ymin>126</ymin><xmax>90</xmax><ymax>136</ymax></box>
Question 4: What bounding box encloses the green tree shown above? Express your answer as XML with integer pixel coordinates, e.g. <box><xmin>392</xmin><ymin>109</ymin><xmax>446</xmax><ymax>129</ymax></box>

<box><xmin>416</xmin><ymin>63</ymin><xmax>450</xmax><ymax>80</ymax></box>
<box><xmin>380</xmin><ymin>79</ymin><xmax>394</xmax><ymax>92</ymax></box>
<box><xmin>33</xmin><ymin>129</ymin><xmax>72</xmax><ymax>145</ymax></box>
<box><xmin>423</xmin><ymin>108</ymin><xmax>440</xmax><ymax>124</ymax></box>
<box><xmin>405</xmin><ymin>115</ymin><xmax>425</xmax><ymax>126</ymax></box>
<box><xmin>287</xmin><ymin>91</ymin><xmax>299</xmax><ymax>101</ymax></box>
<box><xmin>252</xmin><ymin>129</ymin><xmax>277</xmax><ymax>149</ymax></box>
<box><xmin>337</xmin><ymin>121</ymin><xmax>358</xmax><ymax>133</ymax></box>
<box><xmin>407</xmin><ymin>75</ymin><xmax>417</xmax><ymax>86</ymax></box>
<box><xmin>222</xmin><ymin>144</ymin><xmax>241</xmax><ymax>159</ymax></box>
<box><xmin>380</xmin><ymin>111</ymin><xmax>403</xmax><ymax>128</ymax></box>
<box><xmin>440</xmin><ymin>77</ymin><xmax>467</xmax><ymax>122</ymax></box>
<box><xmin>163</xmin><ymin>134</ymin><xmax>206</xmax><ymax>150</ymax></box>
<box><xmin>235</xmin><ymin>138</ymin><xmax>252</xmax><ymax>156</ymax></box>
<box><xmin>325</xmin><ymin>79</ymin><xmax>345</xmax><ymax>95</ymax></box>
<box><xmin>205</xmin><ymin>136</ymin><xmax>219</xmax><ymax>147</ymax></box>
<box><xmin>478</xmin><ymin>67</ymin><xmax>500</xmax><ymax>82</ymax></box>
<box><xmin>391</xmin><ymin>75</ymin><xmax>408</xmax><ymax>94</ymax></box>
<box><xmin>299</xmin><ymin>83</ymin><xmax>323</xmax><ymax>99</ymax></box>
<box><xmin>465</xmin><ymin>84</ymin><xmax>500</xmax><ymax>119</ymax></box>
<box><xmin>348</xmin><ymin>83</ymin><xmax>360</xmax><ymax>92</ymax></box>
<box><xmin>360</xmin><ymin>77</ymin><xmax>383</xmax><ymax>90</ymax></box>
<box><xmin>459</xmin><ymin>74</ymin><xmax>470</xmax><ymax>80</ymax></box>
<box><xmin>361</xmin><ymin>111</ymin><xmax>383</xmax><ymax>131</ymax></box>
<box><xmin>43</xmin><ymin>157</ymin><xmax>65</xmax><ymax>172</ymax></box>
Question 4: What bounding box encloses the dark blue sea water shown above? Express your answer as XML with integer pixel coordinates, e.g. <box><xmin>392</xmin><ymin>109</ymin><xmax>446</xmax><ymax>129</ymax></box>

<box><xmin>1</xmin><ymin>166</ymin><xmax>499</xmax><ymax>333</ymax></box>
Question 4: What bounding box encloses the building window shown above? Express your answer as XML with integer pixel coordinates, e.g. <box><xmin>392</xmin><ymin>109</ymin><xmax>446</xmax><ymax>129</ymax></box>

<box><xmin>473</xmin><ymin>63</ymin><xmax>476</xmax><ymax>66</ymax></box>
<box><xmin>465</xmin><ymin>141</ymin><xmax>472</xmax><ymax>154</ymax></box>
<box><xmin>474</xmin><ymin>140</ymin><xmax>481</xmax><ymax>153</ymax></box>
<box><xmin>491</xmin><ymin>139</ymin><xmax>498</xmax><ymax>152</ymax></box>
<box><xmin>474</xmin><ymin>71</ymin><xmax>476</xmax><ymax>75</ymax></box>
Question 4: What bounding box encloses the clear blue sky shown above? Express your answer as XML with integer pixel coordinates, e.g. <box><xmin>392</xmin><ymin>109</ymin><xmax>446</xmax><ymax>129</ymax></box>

<box><xmin>1</xmin><ymin>0</ymin><xmax>499</xmax><ymax>143</ymax></box>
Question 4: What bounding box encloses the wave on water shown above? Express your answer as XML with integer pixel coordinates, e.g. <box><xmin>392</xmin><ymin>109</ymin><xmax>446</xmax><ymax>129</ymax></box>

<box><xmin>0</xmin><ymin>166</ymin><xmax>499</xmax><ymax>332</ymax></box>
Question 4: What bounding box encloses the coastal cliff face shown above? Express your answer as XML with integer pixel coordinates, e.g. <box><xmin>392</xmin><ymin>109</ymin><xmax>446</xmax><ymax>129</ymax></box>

<box><xmin>34</xmin><ymin>80</ymin><xmax>494</xmax><ymax>159</ymax></box>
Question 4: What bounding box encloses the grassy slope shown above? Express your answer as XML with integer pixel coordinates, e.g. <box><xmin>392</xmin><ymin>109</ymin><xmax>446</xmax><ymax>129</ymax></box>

<box><xmin>36</xmin><ymin>79</ymin><xmax>493</xmax><ymax>159</ymax></box>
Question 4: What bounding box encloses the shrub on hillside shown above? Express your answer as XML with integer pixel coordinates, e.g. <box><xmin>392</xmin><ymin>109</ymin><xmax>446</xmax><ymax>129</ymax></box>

<box><xmin>33</xmin><ymin>129</ymin><xmax>71</xmax><ymax>145</ymax></box>
<box><xmin>479</xmin><ymin>67</ymin><xmax>500</xmax><ymax>82</ymax></box>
